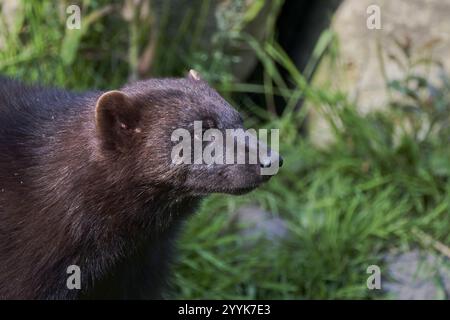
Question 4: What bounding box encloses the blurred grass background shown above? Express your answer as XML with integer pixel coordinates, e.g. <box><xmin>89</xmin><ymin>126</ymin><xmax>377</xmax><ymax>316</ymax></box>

<box><xmin>1</xmin><ymin>0</ymin><xmax>449</xmax><ymax>299</ymax></box>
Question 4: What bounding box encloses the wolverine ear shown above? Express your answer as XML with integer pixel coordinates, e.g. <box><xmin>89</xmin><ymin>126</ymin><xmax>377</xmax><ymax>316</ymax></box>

<box><xmin>95</xmin><ymin>90</ymin><xmax>142</xmax><ymax>152</ymax></box>
<box><xmin>187</xmin><ymin>69</ymin><xmax>202</xmax><ymax>81</ymax></box>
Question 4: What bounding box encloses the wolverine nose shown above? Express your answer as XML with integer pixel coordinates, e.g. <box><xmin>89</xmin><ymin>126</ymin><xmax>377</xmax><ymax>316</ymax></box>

<box><xmin>260</xmin><ymin>158</ymin><xmax>272</xmax><ymax>168</ymax></box>
<box><xmin>260</xmin><ymin>155</ymin><xmax>283</xmax><ymax>168</ymax></box>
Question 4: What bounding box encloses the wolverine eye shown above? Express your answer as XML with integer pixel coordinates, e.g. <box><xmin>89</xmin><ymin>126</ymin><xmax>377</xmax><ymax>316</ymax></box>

<box><xmin>203</xmin><ymin>118</ymin><xmax>216</xmax><ymax>130</ymax></box>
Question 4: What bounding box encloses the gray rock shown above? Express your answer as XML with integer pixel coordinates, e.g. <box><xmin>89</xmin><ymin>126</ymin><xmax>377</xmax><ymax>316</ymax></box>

<box><xmin>234</xmin><ymin>206</ymin><xmax>289</xmax><ymax>243</ymax></box>
<box><xmin>384</xmin><ymin>250</ymin><xmax>450</xmax><ymax>300</ymax></box>
<box><xmin>309</xmin><ymin>0</ymin><xmax>450</xmax><ymax>146</ymax></box>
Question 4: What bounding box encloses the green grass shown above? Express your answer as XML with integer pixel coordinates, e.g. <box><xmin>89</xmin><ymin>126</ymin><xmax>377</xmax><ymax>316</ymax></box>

<box><xmin>1</xmin><ymin>0</ymin><xmax>449</xmax><ymax>300</ymax></box>
<box><xmin>169</xmin><ymin>101</ymin><xmax>450</xmax><ymax>299</ymax></box>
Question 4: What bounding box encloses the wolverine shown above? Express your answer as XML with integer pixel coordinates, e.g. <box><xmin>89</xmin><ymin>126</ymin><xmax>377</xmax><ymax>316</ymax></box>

<box><xmin>0</xmin><ymin>70</ymin><xmax>282</xmax><ymax>299</ymax></box>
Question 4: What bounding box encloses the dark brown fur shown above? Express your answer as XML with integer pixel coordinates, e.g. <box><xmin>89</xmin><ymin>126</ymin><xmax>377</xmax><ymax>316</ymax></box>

<box><xmin>0</xmin><ymin>74</ymin><xmax>279</xmax><ymax>299</ymax></box>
